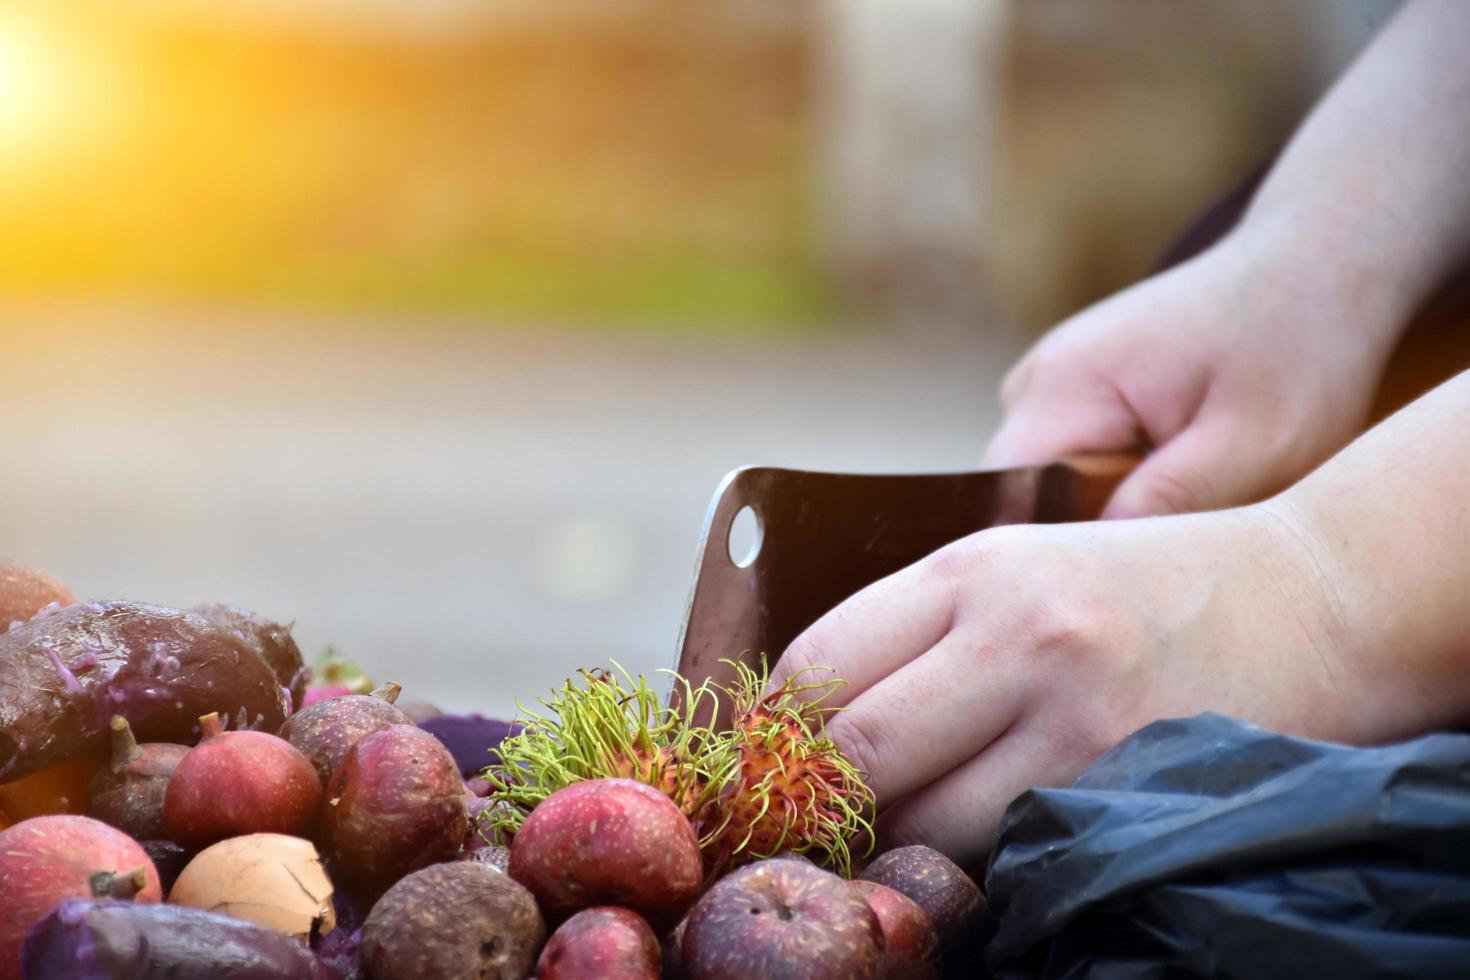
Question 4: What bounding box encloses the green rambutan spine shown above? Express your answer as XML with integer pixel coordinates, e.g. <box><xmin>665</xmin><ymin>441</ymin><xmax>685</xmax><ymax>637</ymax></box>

<box><xmin>481</xmin><ymin>657</ymin><xmax>874</xmax><ymax>878</ymax></box>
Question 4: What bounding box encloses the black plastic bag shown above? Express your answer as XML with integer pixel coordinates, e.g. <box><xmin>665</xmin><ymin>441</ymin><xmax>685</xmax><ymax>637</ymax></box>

<box><xmin>984</xmin><ymin>714</ymin><xmax>1470</xmax><ymax>979</ymax></box>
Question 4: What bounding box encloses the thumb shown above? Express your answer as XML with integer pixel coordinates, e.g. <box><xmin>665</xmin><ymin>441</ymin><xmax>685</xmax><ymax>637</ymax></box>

<box><xmin>983</xmin><ymin>397</ymin><xmax>1139</xmax><ymax>470</ymax></box>
<box><xmin>1101</xmin><ymin>418</ymin><xmax>1258</xmax><ymax>518</ymax></box>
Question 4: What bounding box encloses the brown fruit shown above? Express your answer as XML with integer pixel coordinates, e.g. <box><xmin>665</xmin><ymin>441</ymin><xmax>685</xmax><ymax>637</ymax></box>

<box><xmin>508</xmin><ymin>778</ymin><xmax>703</xmax><ymax>931</ymax></box>
<box><xmin>850</xmin><ymin>879</ymin><xmax>940</xmax><ymax>980</ymax></box>
<box><xmin>277</xmin><ymin>682</ymin><xmax>410</xmax><ymax>788</ymax></box>
<box><xmin>537</xmin><ymin>906</ymin><xmax>660</xmax><ymax>980</ymax></box>
<box><xmin>0</xmin><ymin>562</ymin><xmax>74</xmax><ymax>633</ymax></box>
<box><xmin>86</xmin><ymin>716</ymin><xmax>189</xmax><ymax>840</ymax></box>
<box><xmin>0</xmin><ymin>601</ymin><xmax>290</xmax><ymax>783</ymax></box>
<box><xmin>321</xmin><ymin>724</ymin><xmax>467</xmax><ymax>895</ymax></box>
<box><xmin>859</xmin><ymin>845</ymin><xmax>983</xmax><ymax>958</ymax></box>
<box><xmin>681</xmin><ymin>858</ymin><xmax>884</xmax><ymax>980</ymax></box>
<box><xmin>190</xmin><ymin>603</ymin><xmax>309</xmax><ymax>712</ymax></box>
<box><xmin>0</xmin><ymin>815</ymin><xmax>162</xmax><ymax>980</ymax></box>
<box><xmin>164</xmin><ymin>713</ymin><xmax>322</xmax><ymax>849</ymax></box>
<box><xmin>362</xmin><ymin>861</ymin><xmax>545</xmax><ymax>980</ymax></box>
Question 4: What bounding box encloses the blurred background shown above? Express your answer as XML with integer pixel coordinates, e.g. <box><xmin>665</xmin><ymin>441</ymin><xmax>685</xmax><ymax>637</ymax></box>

<box><xmin>0</xmin><ymin>0</ymin><xmax>1398</xmax><ymax>715</ymax></box>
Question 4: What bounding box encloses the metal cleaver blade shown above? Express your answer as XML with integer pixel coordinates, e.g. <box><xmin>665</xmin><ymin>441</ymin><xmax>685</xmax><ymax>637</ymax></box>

<box><xmin>673</xmin><ymin>454</ymin><xmax>1137</xmax><ymax>716</ymax></box>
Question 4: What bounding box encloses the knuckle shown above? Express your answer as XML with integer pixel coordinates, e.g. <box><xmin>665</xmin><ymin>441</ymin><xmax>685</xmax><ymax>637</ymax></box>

<box><xmin>926</xmin><ymin>530</ymin><xmax>1006</xmax><ymax>585</ymax></box>
<box><xmin>1019</xmin><ymin>591</ymin><xmax>1128</xmax><ymax>671</ymax></box>
<box><xmin>1139</xmin><ymin>468</ymin><xmax>1211</xmax><ymax>515</ymax></box>
<box><xmin>827</xmin><ymin>712</ymin><xmax>889</xmax><ymax>786</ymax></box>
<box><xmin>778</xmin><ymin>632</ymin><xmax>825</xmax><ymax>681</ymax></box>
<box><xmin>926</xmin><ymin>540</ymin><xmax>980</xmax><ymax>585</ymax></box>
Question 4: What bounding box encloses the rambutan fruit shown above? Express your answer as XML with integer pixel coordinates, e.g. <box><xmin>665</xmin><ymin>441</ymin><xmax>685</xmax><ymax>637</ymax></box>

<box><xmin>483</xmin><ymin>659</ymin><xmax>873</xmax><ymax>879</ymax></box>
<box><xmin>482</xmin><ymin>664</ymin><xmax>720</xmax><ymax>845</ymax></box>
<box><xmin>697</xmin><ymin>661</ymin><xmax>874</xmax><ymax>877</ymax></box>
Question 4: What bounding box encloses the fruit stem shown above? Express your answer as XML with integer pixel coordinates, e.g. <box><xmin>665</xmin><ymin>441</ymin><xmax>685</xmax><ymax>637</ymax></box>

<box><xmin>90</xmin><ymin>867</ymin><xmax>148</xmax><ymax>900</ymax></box>
<box><xmin>198</xmin><ymin>711</ymin><xmax>224</xmax><ymax>740</ymax></box>
<box><xmin>108</xmin><ymin>715</ymin><xmax>142</xmax><ymax>772</ymax></box>
<box><xmin>371</xmin><ymin>682</ymin><xmax>403</xmax><ymax>705</ymax></box>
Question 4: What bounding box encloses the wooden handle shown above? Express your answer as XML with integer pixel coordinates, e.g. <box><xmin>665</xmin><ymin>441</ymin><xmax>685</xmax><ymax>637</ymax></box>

<box><xmin>1059</xmin><ymin>450</ymin><xmax>1144</xmax><ymax>520</ymax></box>
<box><xmin>1061</xmin><ymin>450</ymin><xmax>1144</xmax><ymax>481</ymax></box>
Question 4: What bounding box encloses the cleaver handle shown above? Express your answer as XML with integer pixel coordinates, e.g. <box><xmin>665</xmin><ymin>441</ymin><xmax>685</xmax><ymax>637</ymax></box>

<box><xmin>1053</xmin><ymin>451</ymin><xmax>1141</xmax><ymax>520</ymax></box>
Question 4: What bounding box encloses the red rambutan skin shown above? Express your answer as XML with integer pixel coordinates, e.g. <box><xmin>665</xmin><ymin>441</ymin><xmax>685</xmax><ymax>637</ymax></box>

<box><xmin>702</xmin><ymin>704</ymin><xmax>867</xmax><ymax>875</ymax></box>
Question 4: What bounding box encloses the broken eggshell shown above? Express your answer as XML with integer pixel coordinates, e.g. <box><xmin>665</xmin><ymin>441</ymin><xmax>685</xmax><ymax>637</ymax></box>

<box><xmin>169</xmin><ymin>833</ymin><xmax>335</xmax><ymax>944</ymax></box>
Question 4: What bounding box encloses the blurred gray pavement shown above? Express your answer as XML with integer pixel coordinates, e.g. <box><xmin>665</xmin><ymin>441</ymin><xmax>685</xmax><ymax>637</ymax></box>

<box><xmin>0</xmin><ymin>305</ymin><xmax>1019</xmax><ymax>719</ymax></box>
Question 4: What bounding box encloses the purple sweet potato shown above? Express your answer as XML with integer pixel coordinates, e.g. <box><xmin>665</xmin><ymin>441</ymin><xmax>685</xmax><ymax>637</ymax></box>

<box><xmin>417</xmin><ymin>713</ymin><xmax>518</xmax><ymax>779</ymax></box>
<box><xmin>0</xmin><ymin>602</ymin><xmax>291</xmax><ymax>783</ymax></box>
<box><xmin>21</xmin><ymin>899</ymin><xmax>335</xmax><ymax>980</ymax></box>
<box><xmin>191</xmin><ymin>604</ymin><xmax>310</xmax><ymax>712</ymax></box>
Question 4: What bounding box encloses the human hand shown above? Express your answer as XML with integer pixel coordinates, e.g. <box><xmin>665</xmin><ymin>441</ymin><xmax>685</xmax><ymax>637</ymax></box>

<box><xmin>768</xmin><ymin>500</ymin><xmax>1365</xmax><ymax>870</ymax></box>
<box><xmin>984</xmin><ymin>226</ymin><xmax>1404</xmax><ymax>518</ymax></box>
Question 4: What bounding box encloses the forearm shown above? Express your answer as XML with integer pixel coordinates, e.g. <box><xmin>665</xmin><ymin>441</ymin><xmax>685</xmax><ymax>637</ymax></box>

<box><xmin>1236</xmin><ymin>0</ymin><xmax>1470</xmax><ymax>347</ymax></box>
<box><xmin>1273</xmin><ymin>369</ymin><xmax>1470</xmax><ymax>738</ymax></box>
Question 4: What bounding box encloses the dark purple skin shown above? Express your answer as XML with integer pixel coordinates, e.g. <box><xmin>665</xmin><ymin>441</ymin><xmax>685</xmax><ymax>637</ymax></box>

<box><xmin>21</xmin><ymin>899</ymin><xmax>336</xmax><ymax>980</ymax></box>
<box><xmin>416</xmin><ymin>713</ymin><xmax>518</xmax><ymax>779</ymax></box>
<box><xmin>537</xmin><ymin>907</ymin><xmax>660</xmax><ymax>980</ymax></box>
<box><xmin>278</xmin><ymin>690</ymin><xmax>413</xmax><ymax>789</ymax></box>
<box><xmin>137</xmin><ymin>841</ymin><xmax>190</xmax><ymax>898</ymax></box>
<box><xmin>312</xmin><ymin>926</ymin><xmax>363</xmax><ymax>980</ymax></box>
<box><xmin>321</xmin><ymin>725</ymin><xmax>468</xmax><ymax>896</ymax></box>
<box><xmin>85</xmin><ymin>720</ymin><xmax>189</xmax><ymax>841</ymax></box>
<box><xmin>0</xmin><ymin>601</ymin><xmax>291</xmax><ymax>782</ymax></box>
<box><xmin>681</xmin><ymin>859</ymin><xmax>885</xmax><ymax>980</ymax></box>
<box><xmin>509</xmin><ymin>778</ymin><xmax>704</xmax><ymax>932</ymax></box>
<box><xmin>858</xmin><ymin>845</ymin><xmax>983</xmax><ymax>959</ymax></box>
<box><xmin>850</xmin><ymin>880</ymin><xmax>940</xmax><ymax>980</ymax></box>
<box><xmin>362</xmin><ymin>862</ymin><xmax>545</xmax><ymax>980</ymax></box>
